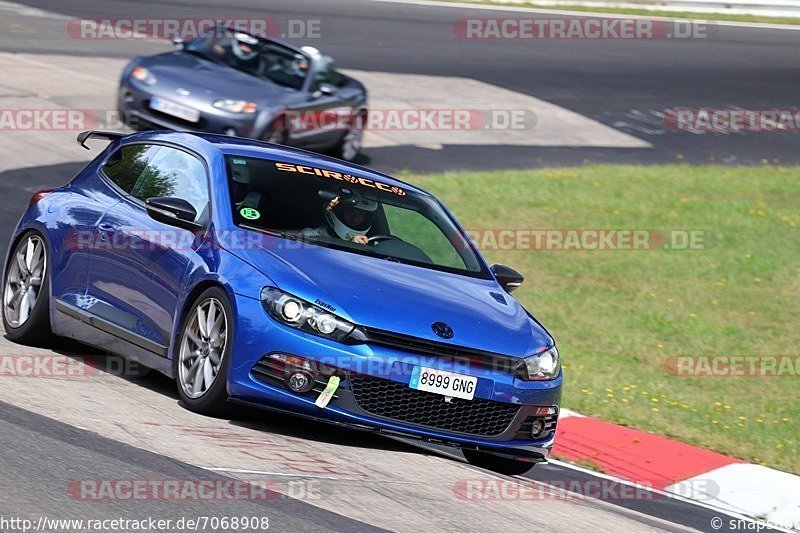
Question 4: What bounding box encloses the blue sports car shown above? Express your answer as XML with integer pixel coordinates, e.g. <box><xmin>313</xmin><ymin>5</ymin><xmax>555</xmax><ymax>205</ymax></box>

<box><xmin>3</xmin><ymin>130</ymin><xmax>561</xmax><ymax>475</ymax></box>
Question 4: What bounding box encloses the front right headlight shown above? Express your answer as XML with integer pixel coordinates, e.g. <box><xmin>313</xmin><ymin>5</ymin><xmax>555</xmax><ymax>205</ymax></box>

<box><xmin>131</xmin><ymin>66</ymin><xmax>157</xmax><ymax>85</ymax></box>
<box><xmin>518</xmin><ymin>346</ymin><xmax>560</xmax><ymax>381</ymax></box>
<box><xmin>261</xmin><ymin>287</ymin><xmax>354</xmax><ymax>342</ymax></box>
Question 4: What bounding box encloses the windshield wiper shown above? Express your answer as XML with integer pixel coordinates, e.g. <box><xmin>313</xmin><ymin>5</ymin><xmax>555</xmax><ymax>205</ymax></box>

<box><xmin>239</xmin><ymin>223</ymin><xmax>297</xmax><ymax>241</ymax></box>
<box><xmin>376</xmin><ymin>253</ymin><xmax>404</xmax><ymax>264</ymax></box>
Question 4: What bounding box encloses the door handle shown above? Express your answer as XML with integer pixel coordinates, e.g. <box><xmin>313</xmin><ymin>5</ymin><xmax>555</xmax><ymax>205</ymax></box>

<box><xmin>97</xmin><ymin>223</ymin><xmax>115</xmax><ymax>241</ymax></box>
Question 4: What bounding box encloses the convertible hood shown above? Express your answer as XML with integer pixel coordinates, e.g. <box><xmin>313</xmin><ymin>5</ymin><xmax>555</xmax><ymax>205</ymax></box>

<box><xmin>233</xmin><ymin>238</ymin><xmax>552</xmax><ymax>358</ymax></box>
<box><xmin>139</xmin><ymin>52</ymin><xmax>292</xmax><ymax>102</ymax></box>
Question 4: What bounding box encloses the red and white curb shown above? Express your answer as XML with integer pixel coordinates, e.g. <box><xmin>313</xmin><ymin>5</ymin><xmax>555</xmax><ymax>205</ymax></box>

<box><xmin>554</xmin><ymin>409</ymin><xmax>800</xmax><ymax>529</ymax></box>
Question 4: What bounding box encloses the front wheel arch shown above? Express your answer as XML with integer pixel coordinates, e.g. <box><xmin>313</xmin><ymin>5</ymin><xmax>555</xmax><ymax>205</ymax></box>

<box><xmin>172</xmin><ymin>280</ymin><xmax>232</xmax><ymax>361</ymax></box>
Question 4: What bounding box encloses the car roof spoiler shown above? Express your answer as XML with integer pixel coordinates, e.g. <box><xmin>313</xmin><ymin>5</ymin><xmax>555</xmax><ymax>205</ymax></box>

<box><xmin>77</xmin><ymin>130</ymin><xmax>126</xmax><ymax>150</ymax></box>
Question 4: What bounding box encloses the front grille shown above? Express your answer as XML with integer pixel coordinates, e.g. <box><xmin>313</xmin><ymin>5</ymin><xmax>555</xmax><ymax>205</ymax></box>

<box><xmin>354</xmin><ymin>326</ymin><xmax>522</xmax><ymax>375</ymax></box>
<box><xmin>349</xmin><ymin>374</ymin><xmax>520</xmax><ymax>436</ymax></box>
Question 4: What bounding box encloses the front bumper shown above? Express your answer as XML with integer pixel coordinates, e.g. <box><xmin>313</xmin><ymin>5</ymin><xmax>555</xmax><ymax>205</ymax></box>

<box><xmin>227</xmin><ymin>296</ymin><xmax>562</xmax><ymax>460</ymax></box>
<box><xmin>118</xmin><ymin>80</ymin><xmax>264</xmax><ymax>137</ymax></box>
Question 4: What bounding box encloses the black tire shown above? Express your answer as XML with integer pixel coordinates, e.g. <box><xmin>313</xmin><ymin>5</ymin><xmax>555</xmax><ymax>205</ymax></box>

<box><xmin>334</xmin><ymin>109</ymin><xmax>365</xmax><ymax>162</ymax></box>
<box><xmin>463</xmin><ymin>449</ymin><xmax>537</xmax><ymax>476</ymax></box>
<box><xmin>173</xmin><ymin>287</ymin><xmax>233</xmax><ymax>417</ymax></box>
<box><xmin>2</xmin><ymin>230</ymin><xmax>54</xmax><ymax>345</ymax></box>
<box><xmin>262</xmin><ymin>116</ymin><xmax>288</xmax><ymax>145</ymax></box>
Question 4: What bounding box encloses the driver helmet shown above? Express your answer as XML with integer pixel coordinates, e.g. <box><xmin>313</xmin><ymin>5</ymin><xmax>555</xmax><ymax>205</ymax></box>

<box><xmin>324</xmin><ymin>189</ymin><xmax>377</xmax><ymax>241</ymax></box>
<box><xmin>231</xmin><ymin>32</ymin><xmax>259</xmax><ymax>61</ymax></box>
<box><xmin>301</xmin><ymin>46</ymin><xmax>322</xmax><ymax>60</ymax></box>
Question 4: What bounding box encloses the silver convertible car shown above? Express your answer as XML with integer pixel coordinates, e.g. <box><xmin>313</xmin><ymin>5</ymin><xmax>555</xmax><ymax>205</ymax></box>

<box><xmin>118</xmin><ymin>29</ymin><xmax>368</xmax><ymax>161</ymax></box>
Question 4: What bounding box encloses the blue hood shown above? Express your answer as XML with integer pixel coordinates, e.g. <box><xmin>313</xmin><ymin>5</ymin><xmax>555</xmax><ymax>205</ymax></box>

<box><xmin>231</xmin><ymin>235</ymin><xmax>552</xmax><ymax>358</ymax></box>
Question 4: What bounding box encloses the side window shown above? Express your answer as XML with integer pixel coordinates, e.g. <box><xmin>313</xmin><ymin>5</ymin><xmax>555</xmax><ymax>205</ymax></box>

<box><xmin>102</xmin><ymin>144</ymin><xmax>159</xmax><ymax>193</ymax></box>
<box><xmin>383</xmin><ymin>204</ymin><xmax>466</xmax><ymax>269</ymax></box>
<box><xmin>130</xmin><ymin>146</ymin><xmax>209</xmax><ymax>222</ymax></box>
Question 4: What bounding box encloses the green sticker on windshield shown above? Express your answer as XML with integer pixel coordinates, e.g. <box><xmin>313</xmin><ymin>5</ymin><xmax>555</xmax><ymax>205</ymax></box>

<box><xmin>240</xmin><ymin>207</ymin><xmax>261</xmax><ymax>220</ymax></box>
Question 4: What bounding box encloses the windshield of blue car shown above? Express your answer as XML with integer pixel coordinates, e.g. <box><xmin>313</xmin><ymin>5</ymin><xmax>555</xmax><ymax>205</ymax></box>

<box><xmin>224</xmin><ymin>155</ymin><xmax>489</xmax><ymax>278</ymax></box>
<box><xmin>184</xmin><ymin>35</ymin><xmax>308</xmax><ymax>90</ymax></box>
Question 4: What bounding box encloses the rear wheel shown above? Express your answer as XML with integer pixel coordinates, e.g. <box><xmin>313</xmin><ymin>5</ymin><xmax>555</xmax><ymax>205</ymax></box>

<box><xmin>174</xmin><ymin>287</ymin><xmax>233</xmax><ymax>416</ymax></box>
<box><xmin>3</xmin><ymin>231</ymin><xmax>53</xmax><ymax>344</ymax></box>
<box><xmin>463</xmin><ymin>449</ymin><xmax>537</xmax><ymax>476</ymax></box>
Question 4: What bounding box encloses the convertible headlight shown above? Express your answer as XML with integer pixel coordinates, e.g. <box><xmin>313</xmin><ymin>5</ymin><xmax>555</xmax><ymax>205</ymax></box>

<box><xmin>131</xmin><ymin>66</ymin><xmax>157</xmax><ymax>85</ymax></box>
<box><xmin>261</xmin><ymin>287</ymin><xmax>354</xmax><ymax>341</ymax></box>
<box><xmin>519</xmin><ymin>346</ymin><xmax>560</xmax><ymax>381</ymax></box>
<box><xmin>213</xmin><ymin>99</ymin><xmax>257</xmax><ymax>113</ymax></box>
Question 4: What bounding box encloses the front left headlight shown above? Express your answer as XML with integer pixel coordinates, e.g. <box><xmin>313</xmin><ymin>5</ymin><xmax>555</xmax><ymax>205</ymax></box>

<box><xmin>261</xmin><ymin>287</ymin><xmax>354</xmax><ymax>342</ymax></box>
<box><xmin>213</xmin><ymin>99</ymin><xmax>257</xmax><ymax>113</ymax></box>
<box><xmin>519</xmin><ymin>346</ymin><xmax>560</xmax><ymax>381</ymax></box>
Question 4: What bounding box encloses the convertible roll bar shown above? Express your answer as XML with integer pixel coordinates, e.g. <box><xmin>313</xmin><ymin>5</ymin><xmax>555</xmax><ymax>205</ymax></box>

<box><xmin>77</xmin><ymin>130</ymin><xmax>126</xmax><ymax>150</ymax></box>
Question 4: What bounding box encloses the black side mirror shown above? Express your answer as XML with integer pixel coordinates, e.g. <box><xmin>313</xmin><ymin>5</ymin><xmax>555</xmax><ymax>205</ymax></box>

<box><xmin>491</xmin><ymin>264</ymin><xmax>524</xmax><ymax>293</ymax></box>
<box><xmin>145</xmin><ymin>197</ymin><xmax>200</xmax><ymax>230</ymax></box>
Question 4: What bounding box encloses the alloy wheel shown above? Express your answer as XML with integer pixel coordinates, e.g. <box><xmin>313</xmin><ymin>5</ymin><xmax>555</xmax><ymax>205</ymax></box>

<box><xmin>178</xmin><ymin>297</ymin><xmax>228</xmax><ymax>399</ymax></box>
<box><xmin>4</xmin><ymin>234</ymin><xmax>46</xmax><ymax>328</ymax></box>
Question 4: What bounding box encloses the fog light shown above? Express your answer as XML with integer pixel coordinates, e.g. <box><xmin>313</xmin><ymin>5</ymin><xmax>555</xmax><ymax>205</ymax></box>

<box><xmin>286</xmin><ymin>370</ymin><xmax>314</xmax><ymax>393</ymax></box>
<box><xmin>531</xmin><ymin>417</ymin><xmax>546</xmax><ymax>438</ymax></box>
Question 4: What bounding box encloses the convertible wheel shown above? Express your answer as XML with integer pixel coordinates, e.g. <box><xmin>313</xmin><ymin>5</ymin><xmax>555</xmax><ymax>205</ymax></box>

<box><xmin>2</xmin><ymin>231</ymin><xmax>53</xmax><ymax>344</ymax></box>
<box><xmin>175</xmin><ymin>287</ymin><xmax>233</xmax><ymax>416</ymax></box>
<box><xmin>462</xmin><ymin>449</ymin><xmax>537</xmax><ymax>476</ymax></box>
<box><xmin>262</xmin><ymin>117</ymin><xmax>288</xmax><ymax>145</ymax></box>
<box><xmin>335</xmin><ymin>110</ymin><xmax>365</xmax><ymax>162</ymax></box>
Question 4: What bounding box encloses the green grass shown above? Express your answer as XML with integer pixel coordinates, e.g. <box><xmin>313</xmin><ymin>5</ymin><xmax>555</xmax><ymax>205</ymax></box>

<box><xmin>403</xmin><ymin>165</ymin><xmax>800</xmax><ymax>475</ymax></box>
<box><xmin>443</xmin><ymin>0</ymin><xmax>800</xmax><ymax>25</ymax></box>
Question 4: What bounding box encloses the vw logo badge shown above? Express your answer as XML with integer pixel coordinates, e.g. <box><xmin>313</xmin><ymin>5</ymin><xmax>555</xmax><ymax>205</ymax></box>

<box><xmin>431</xmin><ymin>321</ymin><xmax>454</xmax><ymax>339</ymax></box>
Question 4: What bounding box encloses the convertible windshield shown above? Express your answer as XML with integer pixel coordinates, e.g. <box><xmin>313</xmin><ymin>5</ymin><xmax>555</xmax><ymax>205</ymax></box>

<box><xmin>224</xmin><ymin>155</ymin><xmax>488</xmax><ymax>278</ymax></box>
<box><xmin>185</xmin><ymin>32</ymin><xmax>308</xmax><ymax>90</ymax></box>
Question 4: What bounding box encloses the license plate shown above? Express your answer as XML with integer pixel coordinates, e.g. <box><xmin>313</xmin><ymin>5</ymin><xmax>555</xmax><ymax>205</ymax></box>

<box><xmin>149</xmin><ymin>96</ymin><xmax>200</xmax><ymax>123</ymax></box>
<box><xmin>409</xmin><ymin>366</ymin><xmax>477</xmax><ymax>400</ymax></box>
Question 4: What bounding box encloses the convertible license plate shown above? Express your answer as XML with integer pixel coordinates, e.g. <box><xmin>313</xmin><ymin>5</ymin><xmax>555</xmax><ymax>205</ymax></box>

<box><xmin>149</xmin><ymin>96</ymin><xmax>200</xmax><ymax>123</ymax></box>
<box><xmin>409</xmin><ymin>366</ymin><xmax>477</xmax><ymax>400</ymax></box>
